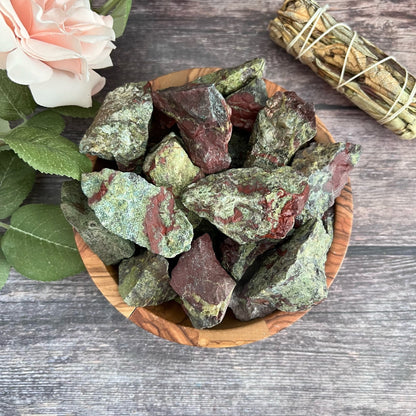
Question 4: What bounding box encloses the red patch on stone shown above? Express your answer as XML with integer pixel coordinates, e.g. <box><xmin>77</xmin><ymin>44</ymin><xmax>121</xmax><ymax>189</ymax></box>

<box><xmin>88</xmin><ymin>172</ymin><xmax>116</xmax><ymax>205</ymax></box>
<box><xmin>170</xmin><ymin>234</ymin><xmax>236</xmax><ymax>306</ymax></box>
<box><xmin>151</xmin><ymin>83</ymin><xmax>232</xmax><ymax>174</ymax></box>
<box><xmin>261</xmin><ymin>183</ymin><xmax>309</xmax><ymax>240</ymax></box>
<box><xmin>227</xmin><ymin>91</ymin><xmax>264</xmax><ymax>131</ymax></box>
<box><xmin>143</xmin><ymin>187</ymin><xmax>177</xmax><ymax>253</ymax></box>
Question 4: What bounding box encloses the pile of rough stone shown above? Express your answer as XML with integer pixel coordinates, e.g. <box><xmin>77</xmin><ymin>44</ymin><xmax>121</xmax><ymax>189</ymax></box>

<box><xmin>61</xmin><ymin>58</ymin><xmax>361</xmax><ymax>329</ymax></box>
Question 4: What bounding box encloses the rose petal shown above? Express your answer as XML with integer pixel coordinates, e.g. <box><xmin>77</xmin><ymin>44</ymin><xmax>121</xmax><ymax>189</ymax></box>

<box><xmin>0</xmin><ymin>13</ymin><xmax>17</xmax><ymax>52</ymax></box>
<box><xmin>46</xmin><ymin>56</ymin><xmax>87</xmax><ymax>76</ymax></box>
<box><xmin>0</xmin><ymin>1</ymin><xmax>29</xmax><ymax>38</ymax></box>
<box><xmin>6</xmin><ymin>47</ymin><xmax>52</xmax><ymax>84</ymax></box>
<box><xmin>11</xmin><ymin>0</ymin><xmax>34</xmax><ymax>32</ymax></box>
<box><xmin>29</xmin><ymin>68</ymin><xmax>105</xmax><ymax>107</ymax></box>
<box><xmin>22</xmin><ymin>36</ymin><xmax>82</xmax><ymax>61</ymax></box>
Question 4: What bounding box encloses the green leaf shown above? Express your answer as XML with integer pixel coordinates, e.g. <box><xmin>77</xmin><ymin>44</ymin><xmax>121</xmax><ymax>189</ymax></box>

<box><xmin>53</xmin><ymin>100</ymin><xmax>101</xmax><ymax>118</ymax></box>
<box><xmin>26</xmin><ymin>110</ymin><xmax>65</xmax><ymax>134</ymax></box>
<box><xmin>0</xmin><ymin>234</ymin><xmax>10</xmax><ymax>291</ymax></box>
<box><xmin>109</xmin><ymin>0</ymin><xmax>132</xmax><ymax>38</ymax></box>
<box><xmin>0</xmin><ymin>150</ymin><xmax>36</xmax><ymax>219</ymax></box>
<box><xmin>3</xmin><ymin>126</ymin><xmax>92</xmax><ymax>180</ymax></box>
<box><xmin>0</xmin><ymin>70</ymin><xmax>37</xmax><ymax>121</ymax></box>
<box><xmin>0</xmin><ymin>118</ymin><xmax>10</xmax><ymax>136</ymax></box>
<box><xmin>1</xmin><ymin>204</ymin><xmax>85</xmax><ymax>281</ymax></box>
<box><xmin>97</xmin><ymin>0</ymin><xmax>132</xmax><ymax>38</ymax></box>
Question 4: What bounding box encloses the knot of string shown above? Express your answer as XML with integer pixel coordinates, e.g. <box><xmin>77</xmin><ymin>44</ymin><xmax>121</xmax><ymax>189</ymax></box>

<box><xmin>285</xmin><ymin>4</ymin><xmax>416</xmax><ymax>125</ymax></box>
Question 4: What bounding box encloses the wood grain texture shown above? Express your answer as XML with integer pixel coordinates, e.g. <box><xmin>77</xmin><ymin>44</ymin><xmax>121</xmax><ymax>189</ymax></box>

<box><xmin>75</xmin><ymin>67</ymin><xmax>353</xmax><ymax>348</ymax></box>
<box><xmin>1</xmin><ymin>0</ymin><xmax>415</xmax><ymax>414</ymax></box>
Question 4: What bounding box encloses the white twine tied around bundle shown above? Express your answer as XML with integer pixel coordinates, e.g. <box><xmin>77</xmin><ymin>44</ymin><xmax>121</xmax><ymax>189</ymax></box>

<box><xmin>285</xmin><ymin>4</ymin><xmax>416</xmax><ymax>126</ymax></box>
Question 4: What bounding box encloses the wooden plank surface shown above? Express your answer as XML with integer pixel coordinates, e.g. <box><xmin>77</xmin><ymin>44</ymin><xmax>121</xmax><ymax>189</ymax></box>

<box><xmin>1</xmin><ymin>0</ymin><xmax>416</xmax><ymax>414</ymax></box>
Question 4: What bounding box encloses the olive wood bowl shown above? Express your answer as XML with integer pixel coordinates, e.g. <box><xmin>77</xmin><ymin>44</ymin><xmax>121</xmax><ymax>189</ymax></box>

<box><xmin>75</xmin><ymin>67</ymin><xmax>353</xmax><ymax>348</ymax></box>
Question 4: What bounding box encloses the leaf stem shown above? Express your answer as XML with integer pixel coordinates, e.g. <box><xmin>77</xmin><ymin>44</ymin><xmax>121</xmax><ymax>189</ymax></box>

<box><xmin>0</xmin><ymin>221</ymin><xmax>10</xmax><ymax>230</ymax></box>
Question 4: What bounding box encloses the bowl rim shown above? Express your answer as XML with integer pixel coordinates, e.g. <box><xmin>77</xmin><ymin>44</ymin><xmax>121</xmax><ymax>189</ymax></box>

<box><xmin>75</xmin><ymin>66</ymin><xmax>353</xmax><ymax>348</ymax></box>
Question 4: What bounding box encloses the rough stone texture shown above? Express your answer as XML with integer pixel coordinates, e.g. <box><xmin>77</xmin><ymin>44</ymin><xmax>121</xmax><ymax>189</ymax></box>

<box><xmin>142</xmin><ymin>132</ymin><xmax>204</xmax><ymax>197</ymax></box>
<box><xmin>226</xmin><ymin>77</ymin><xmax>268</xmax><ymax>130</ymax></box>
<box><xmin>245</xmin><ymin>91</ymin><xmax>316</xmax><ymax>170</ymax></box>
<box><xmin>81</xmin><ymin>168</ymin><xmax>193</xmax><ymax>258</ymax></box>
<box><xmin>230</xmin><ymin>219</ymin><xmax>331</xmax><ymax>321</ymax></box>
<box><xmin>151</xmin><ymin>83</ymin><xmax>232</xmax><ymax>174</ymax></box>
<box><xmin>292</xmin><ymin>142</ymin><xmax>362</xmax><ymax>221</ymax></box>
<box><xmin>79</xmin><ymin>82</ymin><xmax>153</xmax><ymax>171</ymax></box>
<box><xmin>192</xmin><ymin>57</ymin><xmax>266</xmax><ymax>96</ymax></box>
<box><xmin>142</xmin><ymin>132</ymin><xmax>204</xmax><ymax>227</ymax></box>
<box><xmin>170</xmin><ymin>233</ymin><xmax>236</xmax><ymax>329</ymax></box>
<box><xmin>60</xmin><ymin>180</ymin><xmax>135</xmax><ymax>265</ymax></box>
<box><xmin>228</xmin><ymin>128</ymin><xmax>251</xmax><ymax>168</ymax></box>
<box><xmin>118</xmin><ymin>251</ymin><xmax>176</xmax><ymax>307</ymax></box>
<box><xmin>220</xmin><ymin>238</ymin><xmax>277</xmax><ymax>281</ymax></box>
<box><xmin>181</xmin><ymin>166</ymin><xmax>309</xmax><ymax>244</ymax></box>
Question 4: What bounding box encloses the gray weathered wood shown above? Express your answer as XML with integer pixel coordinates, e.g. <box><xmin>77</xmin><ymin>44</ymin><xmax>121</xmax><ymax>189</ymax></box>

<box><xmin>1</xmin><ymin>1</ymin><xmax>415</xmax><ymax>415</ymax></box>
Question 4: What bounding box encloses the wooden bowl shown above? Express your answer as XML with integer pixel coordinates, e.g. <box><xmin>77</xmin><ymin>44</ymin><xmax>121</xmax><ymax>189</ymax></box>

<box><xmin>75</xmin><ymin>67</ymin><xmax>353</xmax><ymax>348</ymax></box>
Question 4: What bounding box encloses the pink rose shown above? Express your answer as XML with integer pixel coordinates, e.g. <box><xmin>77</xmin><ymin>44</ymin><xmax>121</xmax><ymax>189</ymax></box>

<box><xmin>0</xmin><ymin>0</ymin><xmax>115</xmax><ymax>108</ymax></box>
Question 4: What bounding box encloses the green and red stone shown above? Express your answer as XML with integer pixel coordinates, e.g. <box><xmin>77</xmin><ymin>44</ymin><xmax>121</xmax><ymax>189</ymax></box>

<box><xmin>142</xmin><ymin>132</ymin><xmax>204</xmax><ymax>198</ymax></box>
<box><xmin>81</xmin><ymin>168</ymin><xmax>193</xmax><ymax>258</ymax></box>
<box><xmin>60</xmin><ymin>180</ymin><xmax>135</xmax><ymax>265</ymax></box>
<box><xmin>118</xmin><ymin>250</ymin><xmax>177</xmax><ymax>307</ymax></box>
<box><xmin>170</xmin><ymin>233</ymin><xmax>236</xmax><ymax>329</ymax></box>
<box><xmin>220</xmin><ymin>238</ymin><xmax>277</xmax><ymax>282</ymax></box>
<box><xmin>192</xmin><ymin>57</ymin><xmax>266</xmax><ymax>97</ymax></box>
<box><xmin>245</xmin><ymin>90</ymin><xmax>316</xmax><ymax>170</ymax></box>
<box><xmin>292</xmin><ymin>142</ymin><xmax>362</xmax><ymax>221</ymax></box>
<box><xmin>230</xmin><ymin>219</ymin><xmax>331</xmax><ymax>321</ymax></box>
<box><xmin>151</xmin><ymin>83</ymin><xmax>232</xmax><ymax>174</ymax></box>
<box><xmin>79</xmin><ymin>82</ymin><xmax>153</xmax><ymax>171</ymax></box>
<box><xmin>226</xmin><ymin>77</ymin><xmax>268</xmax><ymax>131</ymax></box>
<box><xmin>181</xmin><ymin>166</ymin><xmax>309</xmax><ymax>244</ymax></box>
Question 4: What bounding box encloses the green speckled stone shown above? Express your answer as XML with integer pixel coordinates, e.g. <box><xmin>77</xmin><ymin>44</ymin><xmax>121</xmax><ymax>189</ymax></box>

<box><xmin>81</xmin><ymin>168</ymin><xmax>193</xmax><ymax>258</ymax></box>
<box><xmin>292</xmin><ymin>142</ymin><xmax>361</xmax><ymax>221</ymax></box>
<box><xmin>193</xmin><ymin>57</ymin><xmax>266</xmax><ymax>96</ymax></box>
<box><xmin>245</xmin><ymin>91</ymin><xmax>316</xmax><ymax>170</ymax></box>
<box><xmin>79</xmin><ymin>82</ymin><xmax>153</xmax><ymax>170</ymax></box>
<box><xmin>181</xmin><ymin>166</ymin><xmax>309</xmax><ymax>244</ymax></box>
<box><xmin>142</xmin><ymin>132</ymin><xmax>203</xmax><ymax>228</ymax></box>
<box><xmin>142</xmin><ymin>132</ymin><xmax>203</xmax><ymax>197</ymax></box>
<box><xmin>230</xmin><ymin>219</ymin><xmax>331</xmax><ymax>321</ymax></box>
<box><xmin>118</xmin><ymin>251</ymin><xmax>176</xmax><ymax>307</ymax></box>
<box><xmin>60</xmin><ymin>180</ymin><xmax>135</xmax><ymax>265</ymax></box>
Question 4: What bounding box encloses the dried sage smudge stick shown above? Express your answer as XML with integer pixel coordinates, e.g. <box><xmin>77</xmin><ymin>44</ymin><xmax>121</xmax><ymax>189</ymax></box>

<box><xmin>269</xmin><ymin>0</ymin><xmax>416</xmax><ymax>139</ymax></box>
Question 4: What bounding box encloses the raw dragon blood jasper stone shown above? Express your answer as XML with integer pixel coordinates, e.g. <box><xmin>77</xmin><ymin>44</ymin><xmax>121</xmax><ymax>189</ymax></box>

<box><xmin>220</xmin><ymin>238</ymin><xmax>277</xmax><ymax>281</ymax></box>
<box><xmin>142</xmin><ymin>132</ymin><xmax>204</xmax><ymax>198</ymax></box>
<box><xmin>181</xmin><ymin>166</ymin><xmax>309</xmax><ymax>244</ymax></box>
<box><xmin>60</xmin><ymin>180</ymin><xmax>135</xmax><ymax>265</ymax></box>
<box><xmin>151</xmin><ymin>82</ymin><xmax>232</xmax><ymax>174</ymax></box>
<box><xmin>291</xmin><ymin>142</ymin><xmax>361</xmax><ymax>221</ymax></box>
<box><xmin>81</xmin><ymin>168</ymin><xmax>193</xmax><ymax>258</ymax></box>
<box><xmin>192</xmin><ymin>57</ymin><xmax>266</xmax><ymax>96</ymax></box>
<box><xmin>245</xmin><ymin>91</ymin><xmax>316</xmax><ymax>170</ymax></box>
<box><xmin>118</xmin><ymin>251</ymin><xmax>176</xmax><ymax>307</ymax></box>
<box><xmin>170</xmin><ymin>233</ymin><xmax>236</xmax><ymax>329</ymax></box>
<box><xmin>142</xmin><ymin>132</ymin><xmax>204</xmax><ymax>228</ymax></box>
<box><xmin>79</xmin><ymin>82</ymin><xmax>153</xmax><ymax>171</ymax></box>
<box><xmin>226</xmin><ymin>77</ymin><xmax>268</xmax><ymax>131</ymax></box>
<box><xmin>230</xmin><ymin>219</ymin><xmax>332</xmax><ymax>321</ymax></box>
